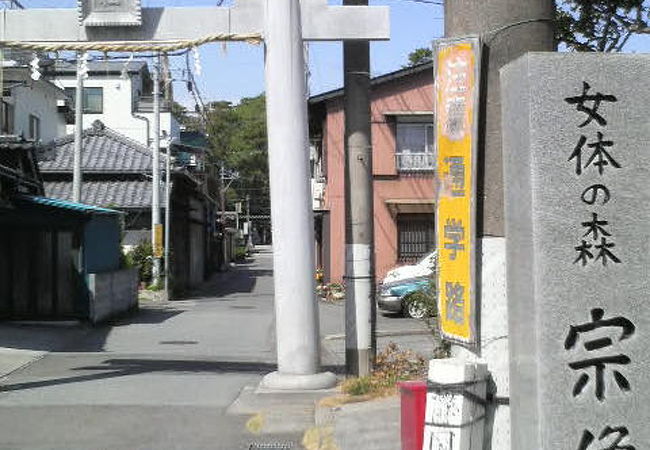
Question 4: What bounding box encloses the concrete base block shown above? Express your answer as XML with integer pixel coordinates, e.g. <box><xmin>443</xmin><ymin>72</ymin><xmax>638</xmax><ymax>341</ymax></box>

<box><xmin>423</xmin><ymin>359</ymin><xmax>488</xmax><ymax>450</ymax></box>
<box><xmin>260</xmin><ymin>371</ymin><xmax>338</xmax><ymax>391</ymax></box>
<box><xmin>452</xmin><ymin>237</ymin><xmax>510</xmax><ymax>450</ymax></box>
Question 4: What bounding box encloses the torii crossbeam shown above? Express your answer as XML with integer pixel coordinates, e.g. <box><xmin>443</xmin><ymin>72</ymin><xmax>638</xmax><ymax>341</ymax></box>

<box><xmin>1</xmin><ymin>0</ymin><xmax>390</xmax><ymax>390</ymax></box>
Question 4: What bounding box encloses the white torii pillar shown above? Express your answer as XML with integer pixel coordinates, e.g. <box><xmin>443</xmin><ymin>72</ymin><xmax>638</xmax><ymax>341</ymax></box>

<box><xmin>0</xmin><ymin>0</ymin><xmax>389</xmax><ymax>390</ymax></box>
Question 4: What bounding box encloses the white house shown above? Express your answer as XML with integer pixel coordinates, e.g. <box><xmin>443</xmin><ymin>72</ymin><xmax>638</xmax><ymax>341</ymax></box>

<box><xmin>50</xmin><ymin>60</ymin><xmax>180</xmax><ymax>149</ymax></box>
<box><xmin>1</xmin><ymin>58</ymin><xmax>68</xmax><ymax>144</ymax></box>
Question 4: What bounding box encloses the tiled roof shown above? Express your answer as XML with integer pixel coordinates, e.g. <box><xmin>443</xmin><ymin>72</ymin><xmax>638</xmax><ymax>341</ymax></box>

<box><xmin>44</xmin><ymin>180</ymin><xmax>166</xmax><ymax>210</ymax></box>
<box><xmin>309</xmin><ymin>61</ymin><xmax>433</xmax><ymax>105</ymax></box>
<box><xmin>39</xmin><ymin>121</ymin><xmax>161</xmax><ymax>174</ymax></box>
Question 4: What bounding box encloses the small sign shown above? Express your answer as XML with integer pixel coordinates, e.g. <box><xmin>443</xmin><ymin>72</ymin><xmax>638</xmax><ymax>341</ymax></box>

<box><xmin>153</xmin><ymin>224</ymin><xmax>163</xmax><ymax>258</ymax></box>
<box><xmin>433</xmin><ymin>36</ymin><xmax>481</xmax><ymax>346</ymax></box>
<box><xmin>78</xmin><ymin>0</ymin><xmax>142</xmax><ymax>27</ymax></box>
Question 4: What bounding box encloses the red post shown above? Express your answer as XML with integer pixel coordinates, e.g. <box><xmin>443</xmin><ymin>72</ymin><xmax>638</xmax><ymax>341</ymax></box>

<box><xmin>398</xmin><ymin>380</ymin><xmax>427</xmax><ymax>450</ymax></box>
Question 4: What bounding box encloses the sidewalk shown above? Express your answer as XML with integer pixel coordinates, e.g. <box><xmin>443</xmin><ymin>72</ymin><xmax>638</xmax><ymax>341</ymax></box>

<box><xmin>0</xmin><ymin>321</ymin><xmax>88</xmax><ymax>380</ymax></box>
<box><xmin>226</xmin><ymin>299</ymin><xmax>438</xmax><ymax>450</ymax></box>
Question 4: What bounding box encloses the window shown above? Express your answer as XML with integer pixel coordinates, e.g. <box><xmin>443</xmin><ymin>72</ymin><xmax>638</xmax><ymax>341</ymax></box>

<box><xmin>64</xmin><ymin>87</ymin><xmax>104</xmax><ymax>114</ymax></box>
<box><xmin>28</xmin><ymin>115</ymin><xmax>40</xmax><ymax>142</ymax></box>
<box><xmin>397</xmin><ymin>213</ymin><xmax>435</xmax><ymax>262</ymax></box>
<box><xmin>395</xmin><ymin>122</ymin><xmax>434</xmax><ymax>172</ymax></box>
<box><xmin>0</xmin><ymin>101</ymin><xmax>14</xmax><ymax>135</ymax></box>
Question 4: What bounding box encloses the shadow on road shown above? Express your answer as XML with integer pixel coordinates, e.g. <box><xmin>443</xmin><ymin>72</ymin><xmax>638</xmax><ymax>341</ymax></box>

<box><xmin>181</xmin><ymin>263</ymin><xmax>274</xmax><ymax>300</ymax></box>
<box><xmin>0</xmin><ymin>357</ymin><xmax>342</xmax><ymax>393</ymax></box>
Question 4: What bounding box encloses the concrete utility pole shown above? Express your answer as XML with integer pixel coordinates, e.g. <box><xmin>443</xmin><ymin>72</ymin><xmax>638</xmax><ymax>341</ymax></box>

<box><xmin>443</xmin><ymin>1</ymin><xmax>555</xmax><ymax>448</ymax></box>
<box><xmin>164</xmin><ymin>123</ymin><xmax>172</xmax><ymax>298</ymax></box>
<box><xmin>343</xmin><ymin>0</ymin><xmax>375</xmax><ymax>377</ymax></box>
<box><xmin>151</xmin><ymin>57</ymin><xmax>162</xmax><ymax>286</ymax></box>
<box><xmin>445</xmin><ymin>0</ymin><xmax>555</xmax><ymax>237</ymax></box>
<box><xmin>72</xmin><ymin>52</ymin><xmax>84</xmax><ymax>203</ymax></box>
<box><xmin>246</xmin><ymin>194</ymin><xmax>253</xmax><ymax>250</ymax></box>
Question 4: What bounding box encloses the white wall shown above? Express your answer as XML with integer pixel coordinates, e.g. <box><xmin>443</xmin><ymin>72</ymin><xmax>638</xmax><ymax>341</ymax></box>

<box><xmin>54</xmin><ymin>74</ymin><xmax>179</xmax><ymax>148</ymax></box>
<box><xmin>6</xmin><ymin>81</ymin><xmax>67</xmax><ymax>144</ymax></box>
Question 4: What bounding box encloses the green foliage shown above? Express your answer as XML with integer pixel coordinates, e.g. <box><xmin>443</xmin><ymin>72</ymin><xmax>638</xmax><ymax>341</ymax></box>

<box><xmin>234</xmin><ymin>246</ymin><xmax>248</xmax><ymax>262</ymax></box>
<box><xmin>405</xmin><ymin>47</ymin><xmax>433</xmax><ymax>67</ymax></box>
<box><xmin>556</xmin><ymin>0</ymin><xmax>648</xmax><ymax>52</ymax></box>
<box><xmin>404</xmin><ymin>288</ymin><xmax>438</xmax><ymax>318</ymax></box>
<box><xmin>124</xmin><ymin>241</ymin><xmax>153</xmax><ymax>284</ymax></box>
<box><xmin>205</xmin><ymin>95</ymin><xmax>270</xmax><ymax>215</ymax></box>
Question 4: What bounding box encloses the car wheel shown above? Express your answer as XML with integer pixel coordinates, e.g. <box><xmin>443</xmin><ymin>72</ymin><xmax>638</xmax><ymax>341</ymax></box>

<box><xmin>404</xmin><ymin>296</ymin><xmax>427</xmax><ymax>319</ymax></box>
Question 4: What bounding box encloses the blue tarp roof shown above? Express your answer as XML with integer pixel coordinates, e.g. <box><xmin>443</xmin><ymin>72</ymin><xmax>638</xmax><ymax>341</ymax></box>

<box><xmin>17</xmin><ymin>195</ymin><xmax>124</xmax><ymax>215</ymax></box>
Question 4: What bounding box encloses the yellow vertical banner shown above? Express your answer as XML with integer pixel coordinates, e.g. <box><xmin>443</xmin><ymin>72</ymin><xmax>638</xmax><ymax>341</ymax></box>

<box><xmin>153</xmin><ymin>224</ymin><xmax>164</xmax><ymax>258</ymax></box>
<box><xmin>434</xmin><ymin>37</ymin><xmax>481</xmax><ymax>346</ymax></box>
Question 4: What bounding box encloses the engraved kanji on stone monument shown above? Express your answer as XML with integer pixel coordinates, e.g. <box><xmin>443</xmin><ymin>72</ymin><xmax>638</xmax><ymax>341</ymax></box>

<box><xmin>502</xmin><ymin>53</ymin><xmax>650</xmax><ymax>450</ymax></box>
<box><xmin>565</xmin><ymin>308</ymin><xmax>635</xmax><ymax>401</ymax></box>
<box><xmin>577</xmin><ymin>426</ymin><xmax>636</xmax><ymax>450</ymax></box>
<box><xmin>565</xmin><ymin>82</ymin><xmax>621</xmax><ymax>267</ymax></box>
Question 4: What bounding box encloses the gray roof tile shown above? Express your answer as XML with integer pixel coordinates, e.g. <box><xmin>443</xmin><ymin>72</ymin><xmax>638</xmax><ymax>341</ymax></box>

<box><xmin>45</xmin><ymin>180</ymin><xmax>166</xmax><ymax>209</ymax></box>
<box><xmin>38</xmin><ymin>121</ymin><xmax>162</xmax><ymax>174</ymax></box>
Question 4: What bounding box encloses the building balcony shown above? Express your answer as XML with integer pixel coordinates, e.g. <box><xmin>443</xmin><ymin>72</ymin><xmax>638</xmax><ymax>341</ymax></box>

<box><xmin>135</xmin><ymin>96</ymin><xmax>172</xmax><ymax>113</ymax></box>
<box><xmin>395</xmin><ymin>152</ymin><xmax>435</xmax><ymax>172</ymax></box>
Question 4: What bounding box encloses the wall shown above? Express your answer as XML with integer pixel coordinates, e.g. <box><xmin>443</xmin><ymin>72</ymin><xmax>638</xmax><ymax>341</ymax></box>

<box><xmin>54</xmin><ymin>74</ymin><xmax>178</xmax><ymax>147</ymax></box>
<box><xmin>83</xmin><ymin>215</ymin><xmax>122</xmax><ymax>274</ymax></box>
<box><xmin>0</xmin><ymin>227</ymin><xmax>79</xmax><ymax>319</ymax></box>
<box><xmin>8</xmin><ymin>81</ymin><xmax>67</xmax><ymax>144</ymax></box>
<box><xmin>323</xmin><ymin>68</ymin><xmax>435</xmax><ymax>283</ymax></box>
<box><xmin>88</xmin><ymin>268</ymin><xmax>138</xmax><ymax>324</ymax></box>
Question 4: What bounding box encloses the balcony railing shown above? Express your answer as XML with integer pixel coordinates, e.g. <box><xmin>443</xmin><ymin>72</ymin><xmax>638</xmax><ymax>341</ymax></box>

<box><xmin>395</xmin><ymin>152</ymin><xmax>435</xmax><ymax>172</ymax></box>
<box><xmin>135</xmin><ymin>96</ymin><xmax>172</xmax><ymax>113</ymax></box>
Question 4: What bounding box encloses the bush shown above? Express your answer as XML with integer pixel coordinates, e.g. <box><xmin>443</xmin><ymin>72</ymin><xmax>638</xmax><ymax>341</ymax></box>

<box><xmin>404</xmin><ymin>288</ymin><xmax>438</xmax><ymax>317</ymax></box>
<box><xmin>124</xmin><ymin>241</ymin><xmax>153</xmax><ymax>284</ymax></box>
<box><xmin>234</xmin><ymin>246</ymin><xmax>248</xmax><ymax>262</ymax></box>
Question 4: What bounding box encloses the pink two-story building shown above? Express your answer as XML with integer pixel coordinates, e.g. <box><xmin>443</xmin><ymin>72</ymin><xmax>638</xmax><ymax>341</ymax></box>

<box><xmin>309</xmin><ymin>62</ymin><xmax>436</xmax><ymax>283</ymax></box>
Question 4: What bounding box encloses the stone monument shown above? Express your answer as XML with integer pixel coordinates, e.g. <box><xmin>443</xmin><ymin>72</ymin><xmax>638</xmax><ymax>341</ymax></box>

<box><xmin>502</xmin><ymin>52</ymin><xmax>650</xmax><ymax>449</ymax></box>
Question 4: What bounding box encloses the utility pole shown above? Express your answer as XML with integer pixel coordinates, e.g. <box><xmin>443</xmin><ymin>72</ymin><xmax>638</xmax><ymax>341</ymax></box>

<box><xmin>151</xmin><ymin>56</ymin><xmax>162</xmax><ymax>286</ymax></box>
<box><xmin>164</xmin><ymin>122</ymin><xmax>172</xmax><ymax>298</ymax></box>
<box><xmin>246</xmin><ymin>194</ymin><xmax>253</xmax><ymax>251</ymax></box>
<box><xmin>72</xmin><ymin>52</ymin><xmax>85</xmax><ymax>203</ymax></box>
<box><xmin>220</xmin><ymin>166</ymin><xmax>227</xmax><ymax>268</ymax></box>
<box><xmin>163</xmin><ymin>56</ymin><xmax>172</xmax><ymax>298</ymax></box>
<box><xmin>343</xmin><ymin>0</ymin><xmax>375</xmax><ymax>377</ymax></box>
<box><xmin>443</xmin><ymin>0</ymin><xmax>555</xmax><ymax>447</ymax></box>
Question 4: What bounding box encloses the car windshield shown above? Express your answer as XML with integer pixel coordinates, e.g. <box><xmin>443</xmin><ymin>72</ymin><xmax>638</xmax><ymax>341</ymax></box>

<box><xmin>416</xmin><ymin>251</ymin><xmax>435</xmax><ymax>268</ymax></box>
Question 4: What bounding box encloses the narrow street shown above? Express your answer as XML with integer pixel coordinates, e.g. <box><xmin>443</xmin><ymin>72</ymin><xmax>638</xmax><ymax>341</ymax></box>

<box><xmin>0</xmin><ymin>247</ymin><xmax>437</xmax><ymax>449</ymax></box>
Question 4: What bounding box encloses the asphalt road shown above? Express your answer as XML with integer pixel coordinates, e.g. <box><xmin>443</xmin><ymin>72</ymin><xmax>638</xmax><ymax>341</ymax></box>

<box><xmin>0</xmin><ymin>246</ymin><xmax>438</xmax><ymax>449</ymax></box>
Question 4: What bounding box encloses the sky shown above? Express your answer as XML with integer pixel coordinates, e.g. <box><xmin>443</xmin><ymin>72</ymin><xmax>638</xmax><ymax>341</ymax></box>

<box><xmin>14</xmin><ymin>1</ymin><xmax>650</xmax><ymax>108</ymax></box>
<box><xmin>18</xmin><ymin>0</ymin><xmax>445</xmax><ymax>108</ymax></box>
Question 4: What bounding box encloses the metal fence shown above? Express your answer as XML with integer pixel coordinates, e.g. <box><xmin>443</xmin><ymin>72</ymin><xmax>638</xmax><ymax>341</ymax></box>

<box><xmin>395</xmin><ymin>152</ymin><xmax>435</xmax><ymax>172</ymax></box>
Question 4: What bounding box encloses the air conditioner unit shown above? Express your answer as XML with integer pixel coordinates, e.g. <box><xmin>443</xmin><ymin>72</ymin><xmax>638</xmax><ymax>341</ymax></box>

<box><xmin>57</xmin><ymin>98</ymin><xmax>70</xmax><ymax>113</ymax></box>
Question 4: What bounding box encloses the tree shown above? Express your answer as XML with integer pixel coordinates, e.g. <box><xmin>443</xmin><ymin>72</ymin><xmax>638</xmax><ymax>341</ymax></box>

<box><xmin>405</xmin><ymin>47</ymin><xmax>432</xmax><ymax>67</ymax></box>
<box><xmin>205</xmin><ymin>94</ymin><xmax>270</xmax><ymax>215</ymax></box>
<box><xmin>556</xmin><ymin>0</ymin><xmax>648</xmax><ymax>52</ymax></box>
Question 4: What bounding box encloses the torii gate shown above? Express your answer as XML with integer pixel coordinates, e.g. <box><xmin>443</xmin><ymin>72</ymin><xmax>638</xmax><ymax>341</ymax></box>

<box><xmin>1</xmin><ymin>0</ymin><xmax>389</xmax><ymax>390</ymax></box>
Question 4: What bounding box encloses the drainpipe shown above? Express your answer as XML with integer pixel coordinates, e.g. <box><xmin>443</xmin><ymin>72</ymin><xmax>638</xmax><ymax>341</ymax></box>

<box><xmin>132</xmin><ymin>113</ymin><xmax>150</xmax><ymax>148</ymax></box>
